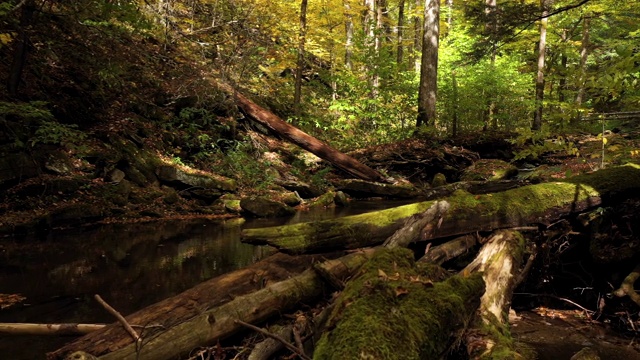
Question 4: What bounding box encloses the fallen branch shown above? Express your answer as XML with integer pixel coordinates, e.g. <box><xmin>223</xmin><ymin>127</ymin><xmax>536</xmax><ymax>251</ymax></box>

<box><xmin>611</xmin><ymin>263</ymin><xmax>640</xmax><ymax>307</ymax></box>
<box><xmin>0</xmin><ymin>323</ymin><xmax>105</xmax><ymax>336</ymax></box>
<box><xmin>235</xmin><ymin>320</ymin><xmax>310</xmax><ymax>360</ymax></box>
<box><xmin>94</xmin><ymin>295</ymin><xmax>140</xmax><ymax>345</ymax></box>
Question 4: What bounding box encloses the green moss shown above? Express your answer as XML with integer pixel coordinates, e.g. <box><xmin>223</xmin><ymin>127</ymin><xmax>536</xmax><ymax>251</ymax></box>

<box><xmin>314</xmin><ymin>248</ymin><xmax>485</xmax><ymax>360</ymax></box>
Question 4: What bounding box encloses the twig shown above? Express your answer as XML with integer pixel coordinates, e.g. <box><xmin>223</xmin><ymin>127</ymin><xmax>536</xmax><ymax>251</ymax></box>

<box><xmin>234</xmin><ymin>320</ymin><xmax>311</xmax><ymax>360</ymax></box>
<box><xmin>514</xmin><ymin>293</ymin><xmax>595</xmax><ymax>315</ymax></box>
<box><xmin>94</xmin><ymin>294</ymin><xmax>141</xmax><ymax>344</ymax></box>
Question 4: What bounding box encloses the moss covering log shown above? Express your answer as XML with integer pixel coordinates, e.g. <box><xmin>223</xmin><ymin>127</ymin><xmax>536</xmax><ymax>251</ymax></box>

<box><xmin>49</xmin><ymin>251</ymin><xmax>376</xmax><ymax>360</ymax></box>
<box><xmin>314</xmin><ymin>248</ymin><xmax>485</xmax><ymax>360</ymax></box>
<box><xmin>242</xmin><ymin>164</ymin><xmax>640</xmax><ymax>254</ymax></box>
<box><xmin>462</xmin><ymin>230</ymin><xmax>530</xmax><ymax>359</ymax></box>
<box><xmin>418</xmin><ymin>234</ymin><xmax>479</xmax><ymax>265</ymax></box>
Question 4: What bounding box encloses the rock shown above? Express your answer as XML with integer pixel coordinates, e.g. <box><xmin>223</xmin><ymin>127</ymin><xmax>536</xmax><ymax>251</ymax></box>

<box><xmin>431</xmin><ymin>173</ymin><xmax>447</xmax><ymax>187</ymax></box>
<box><xmin>240</xmin><ymin>197</ymin><xmax>296</xmax><ymax>218</ymax></box>
<box><xmin>460</xmin><ymin>159</ymin><xmax>518</xmax><ymax>181</ymax></box>
<box><xmin>0</xmin><ymin>152</ymin><xmax>39</xmax><ymax>186</ymax></box>
<box><xmin>223</xmin><ymin>199</ymin><xmax>242</xmax><ymax>213</ymax></box>
<box><xmin>48</xmin><ymin>204</ymin><xmax>104</xmax><ymax>227</ymax></box>
<box><xmin>570</xmin><ymin>347</ymin><xmax>600</xmax><ymax>360</ymax></box>
<box><xmin>334</xmin><ymin>191</ymin><xmax>349</xmax><ymax>207</ymax></box>
<box><xmin>337</xmin><ymin>179</ymin><xmax>419</xmax><ymax>199</ymax></box>
<box><xmin>277</xmin><ymin>179</ymin><xmax>324</xmax><ymax>198</ymax></box>
<box><xmin>156</xmin><ymin>165</ymin><xmax>237</xmax><ymax>192</ymax></box>
<box><xmin>105</xmin><ymin>168</ymin><xmax>125</xmax><ymax>183</ymax></box>
<box><xmin>280</xmin><ymin>191</ymin><xmax>302</xmax><ymax>207</ymax></box>
<box><xmin>187</xmin><ymin>188</ymin><xmax>222</xmax><ymax>203</ymax></box>
<box><xmin>163</xmin><ymin>187</ymin><xmax>180</xmax><ymax>205</ymax></box>
<box><xmin>309</xmin><ymin>191</ymin><xmax>336</xmax><ymax>208</ymax></box>
<box><xmin>44</xmin><ymin>151</ymin><xmax>74</xmax><ymax>175</ymax></box>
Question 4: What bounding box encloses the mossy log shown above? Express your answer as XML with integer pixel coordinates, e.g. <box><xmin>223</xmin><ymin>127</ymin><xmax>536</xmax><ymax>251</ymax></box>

<box><xmin>418</xmin><ymin>234</ymin><xmax>479</xmax><ymax>265</ymax></box>
<box><xmin>462</xmin><ymin>230</ymin><xmax>529</xmax><ymax>359</ymax></box>
<box><xmin>49</xmin><ymin>251</ymin><xmax>376</xmax><ymax>360</ymax></box>
<box><xmin>242</xmin><ymin>164</ymin><xmax>640</xmax><ymax>254</ymax></box>
<box><xmin>314</xmin><ymin>248</ymin><xmax>485</xmax><ymax>359</ymax></box>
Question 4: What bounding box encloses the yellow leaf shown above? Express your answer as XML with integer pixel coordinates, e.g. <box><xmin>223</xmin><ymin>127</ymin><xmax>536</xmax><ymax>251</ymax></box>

<box><xmin>603</xmin><ymin>137</ymin><xmax>608</xmax><ymax>145</ymax></box>
<box><xmin>378</xmin><ymin>269</ymin><xmax>388</xmax><ymax>280</ymax></box>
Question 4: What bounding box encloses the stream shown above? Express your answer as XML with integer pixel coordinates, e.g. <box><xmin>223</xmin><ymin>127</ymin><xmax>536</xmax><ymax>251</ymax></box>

<box><xmin>1</xmin><ymin>200</ymin><xmax>640</xmax><ymax>360</ymax></box>
<box><xmin>0</xmin><ymin>200</ymin><xmax>411</xmax><ymax>360</ymax></box>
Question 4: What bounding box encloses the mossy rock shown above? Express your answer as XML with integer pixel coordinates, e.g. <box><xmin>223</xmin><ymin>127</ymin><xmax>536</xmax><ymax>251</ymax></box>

<box><xmin>156</xmin><ymin>165</ymin><xmax>237</xmax><ymax>192</ymax></box>
<box><xmin>337</xmin><ymin>179</ymin><xmax>419</xmax><ymax>199</ymax></box>
<box><xmin>240</xmin><ymin>197</ymin><xmax>296</xmax><ymax>218</ymax></box>
<box><xmin>48</xmin><ymin>204</ymin><xmax>105</xmax><ymax>227</ymax></box>
<box><xmin>431</xmin><ymin>172</ymin><xmax>447</xmax><ymax>187</ymax></box>
<box><xmin>222</xmin><ymin>199</ymin><xmax>242</xmax><ymax>213</ymax></box>
<box><xmin>308</xmin><ymin>191</ymin><xmax>336</xmax><ymax>208</ymax></box>
<box><xmin>461</xmin><ymin>159</ymin><xmax>518</xmax><ymax>181</ymax></box>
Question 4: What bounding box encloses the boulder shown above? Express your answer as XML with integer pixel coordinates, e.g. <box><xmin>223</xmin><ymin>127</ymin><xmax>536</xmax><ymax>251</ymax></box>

<box><xmin>240</xmin><ymin>197</ymin><xmax>295</xmax><ymax>218</ymax></box>
<box><xmin>156</xmin><ymin>165</ymin><xmax>237</xmax><ymax>192</ymax></box>
<box><xmin>337</xmin><ymin>179</ymin><xmax>419</xmax><ymax>199</ymax></box>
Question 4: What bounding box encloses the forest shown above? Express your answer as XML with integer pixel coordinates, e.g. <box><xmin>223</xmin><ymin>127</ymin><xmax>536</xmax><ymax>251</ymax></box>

<box><xmin>1</xmin><ymin>0</ymin><xmax>640</xmax><ymax>359</ymax></box>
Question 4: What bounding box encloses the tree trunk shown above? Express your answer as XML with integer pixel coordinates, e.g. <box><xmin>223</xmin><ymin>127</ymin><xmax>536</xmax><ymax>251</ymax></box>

<box><xmin>215</xmin><ymin>82</ymin><xmax>386</xmax><ymax>182</ymax></box>
<box><xmin>7</xmin><ymin>0</ymin><xmax>35</xmax><ymax>97</ymax></box>
<box><xmin>573</xmin><ymin>15</ymin><xmax>590</xmax><ymax>123</ymax></box>
<box><xmin>48</xmin><ymin>251</ymin><xmax>376</xmax><ymax>360</ymax></box>
<box><xmin>397</xmin><ymin>0</ymin><xmax>405</xmax><ymax>67</ymax></box>
<box><xmin>412</xmin><ymin>0</ymin><xmax>422</xmax><ymax>73</ymax></box>
<box><xmin>241</xmin><ymin>164</ymin><xmax>640</xmax><ymax>254</ymax></box>
<box><xmin>464</xmin><ymin>230</ymin><xmax>528</xmax><ymax>359</ymax></box>
<box><xmin>293</xmin><ymin>0</ymin><xmax>308</xmax><ymax>117</ymax></box>
<box><xmin>484</xmin><ymin>0</ymin><xmax>498</xmax><ymax>130</ymax></box>
<box><xmin>532</xmin><ymin>0</ymin><xmax>549</xmax><ymax>131</ymax></box>
<box><xmin>343</xmin><ymin>1</ymin><xmax>354</xmax><ymax>70</ymax></box>
<box><xmin>416</xmin><ymin>0</ymin><xmax>440</xmax><ymax>127</ymax></box>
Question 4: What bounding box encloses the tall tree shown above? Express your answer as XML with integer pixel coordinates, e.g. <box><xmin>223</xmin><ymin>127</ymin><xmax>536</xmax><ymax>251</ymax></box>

<box><xmin>416</xmin><ymin>0</ymin><xmax>440</xmax><ymax>127</ymax></box>
<box><xmin>412</xmin><ymin>0</ymin><xmax>422</xmax><ymax>73</ymax></box>
<box><xmin>397</xmin><ymin>0</ymin><xmax>406</xmax><ymax>66</ymax></box>
<box><xmin>7</xmin><ymin>0</ymin><xmax>36</xmax><ymax>97</ymax></box>
<box><xmin>293</xmin><ymin>0</ymin><xmax>308</xmax><ymax>117</ymax></box>
<box><xmin>484</xmin><ymin>0</ymin><xmax>498</xmax><ymax>130</ymax></box>
<box><xmin>573</xmin><ymin>15</ymin><xmax>590</xmax><ymax>123</ymax></box>
<box><xmin>344</xmin><ymin>0</ymin><xmax>354</xmax><ymax>70</ymax></box>
<box><xmin>532</xmin><ymin>0</ymin><xmax>549</xmax><ymax>131</ymax></box>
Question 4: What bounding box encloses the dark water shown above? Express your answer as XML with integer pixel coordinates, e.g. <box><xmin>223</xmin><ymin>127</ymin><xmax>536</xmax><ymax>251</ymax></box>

<box><xmin>0</xmin><ymin>200</ymin><xmax>411</xmax><ymax>359</ymax></box>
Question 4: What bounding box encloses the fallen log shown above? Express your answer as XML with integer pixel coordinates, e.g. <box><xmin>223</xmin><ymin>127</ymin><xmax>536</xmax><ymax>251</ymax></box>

<box><xmin>49</xmin><ymin>251</ymin><xmax>376</xmax><ymax>360</ymax></box>
<box><xmin>216</xmin><ymin>82</ymin><xmax>386</xmax><ymax>183</ymax></box>
<box><xmin>462</xmin><ymin>230</ymin><xmax>529</xmax><ymax>359</ymax></box>
<box><xmin>0</xmin><ymin>323</ymin><xmax>105</xmax><ymax>336</ymax></box>
<box><xmin>242</xmin><ymin>164</ymin><xmax>640</xmax><ymax>254</ymax></box>
<box><xmin>48</xmin><ymin>252</ymin><xmax>319</xmax><ymax>360</ymax></box>
<box><xmin>314</xmin><ymin>247</ymin><xmax>485</xmax><ymax>359</ymax></box>
<box><xmin>418</xmin><ymin>234</ymin><xmax>479</xmax><ymax>265</ymax></box>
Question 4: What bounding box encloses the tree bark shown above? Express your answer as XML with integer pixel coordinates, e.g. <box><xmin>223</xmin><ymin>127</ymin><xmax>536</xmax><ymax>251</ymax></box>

<box><xmin>0</xmin><ymin>323</ymin><xmax>105</xmax><ymax>336</ymax></box>
<box><xmin>293</xmin><ymin>0</ymin><xmax>308</xmax><ymax>116</ymax></box>
<box><xmin>49</xmin><ymin>251</ymin><xmax>376</xmax><ymax>360</ymax></box>
<box><xmin>464</xmin><ymin>230</ymin><xmax>528</xmax><ymax>359</ymax></box>
<box><xmin>242</xmin><ymin>164</ymin><xmax>640</xmax><ymax>254</ymax></box>
<box><xmin>216</xmin><ymin>82</ymin><xmax>386</xmax><ymax>182</ymax></box>
<box><xmin>7</xmin><ymin>0</ymin><xmax>35</xmax><ymax>97</ymax></box>
<box><xmin>532</xmin><ymin>0</ymin><xmax>549</xmax><ymax>131</ymax></box>
<box><xmin>573</xmin><ymin>15</ymin><xmax>590</xmax><ymax>123</ymax></box>
<box><xmin>343</xmin><ymin>1</ymin><xmax>354</xmax><ymax>70</ymax></box>
<box><xmin>397</xmin><ymin>0</ymin><xmax>405</xmax><ymax>67</ymax></box>
<box><xmin>416</xmin><ymin>0</ymin><xmax>440</xmax><ymax>127</ymax></box>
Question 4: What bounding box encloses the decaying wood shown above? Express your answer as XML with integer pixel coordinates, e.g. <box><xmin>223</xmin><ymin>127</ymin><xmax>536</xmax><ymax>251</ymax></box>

<box><xmin>314</xmin><ymin>248</ymin><xmax>485</xmax><ymax>359</ymax></box>
<box><xmin>383</xmin><ymin>200</ymin><xmax>450</xmax><ymax>248</ymax></box>
<box><xmin>49</xmin><ymin>251</ymin><xmax>375</xmax><ymax>360</ymax></box>
<box><xmin>48</xmin><ymin>253</ymin><xmax>321</xmax><ymax>360</ymax></box>
<box><xmin>0</xmin><ymin>323</ymin><xmax>105</xmax><ymax>336</ymax></box>
<box><xmin>613</xmin><ymin>263</ymin><xmax>640</xmax><ymax>307</ymax></box>
<box><xmin>236</xmin><ymin>320</ymin><xmax>310</xmax><ymax>360</ymax></box>
<box><xmin>247</xmin><ymin>324</ymin><xmax>293</xmax><ymax>360</ymax></box>
<box><xmin>216</xmin><ymin>82</ymin><xmax>386</xmax><ymax>183</ymax></box>
<box><xmin>418</xmin><ymin>234</ymin><xmax>479</xmax><ymax>265</ymax></box>
<box><xmin>242</xmin><ymin>164</ymin><xmax>640</xmax><ymax>254</ymax></box>
<box><xmin>463</xmin><ymin>230</ymin><xmax>528</xmax><ymax>359</ymax></box>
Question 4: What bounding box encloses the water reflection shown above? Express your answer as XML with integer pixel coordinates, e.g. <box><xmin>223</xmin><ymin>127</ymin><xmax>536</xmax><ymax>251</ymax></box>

<box><xmin>0</xmin><ymin>199</ymin><xmax>412</xmax><ymax>359</ymax></box>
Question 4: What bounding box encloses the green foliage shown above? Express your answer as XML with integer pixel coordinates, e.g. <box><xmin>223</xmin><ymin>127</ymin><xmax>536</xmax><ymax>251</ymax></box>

<box><xmin>31</xmin><ymin>120</ymin><xmax>88</xmax><ymax>154</ymax></box>
<box><xmin>0</xmin><ymin>101</ymin><xmax>54</xmax><ymax>121</ymax></box>
<box><xmin>510</xmin><ymin>126</ymin><xmax>579</xmax><ymax>161</ymax></box>
<box><xmin>218</xmin><ymin>141</ymin><xmax>276</xmax><ymax>190</ymax></box>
